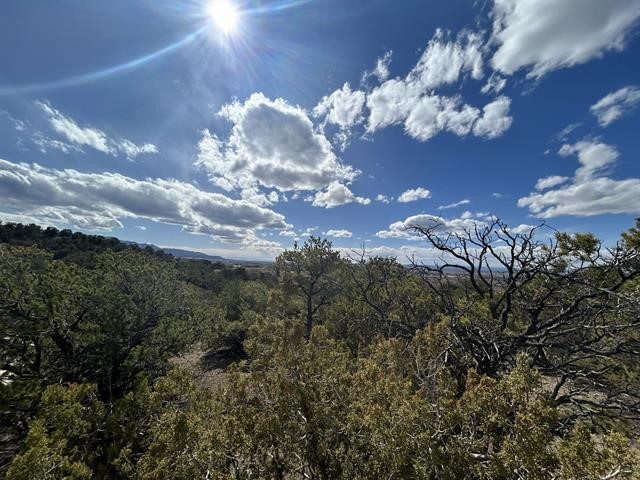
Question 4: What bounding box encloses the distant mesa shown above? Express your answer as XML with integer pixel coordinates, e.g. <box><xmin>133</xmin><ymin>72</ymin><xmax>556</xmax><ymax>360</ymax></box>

<box><xmin>122</xmin><ymin>240</ymin><xmax>269</xmax><ymax>265</ymax></box>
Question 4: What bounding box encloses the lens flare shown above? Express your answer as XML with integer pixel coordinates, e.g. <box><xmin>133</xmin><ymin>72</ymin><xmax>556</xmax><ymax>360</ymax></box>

<box><xmin>206</xmin><ymin>0</ymin><xmax>240</xmax><ymax>34</ymax></box>
<box><xmin>0</xmin><ymin>0</ymin><xmax>314</xmax><ymax>96</ymax></box>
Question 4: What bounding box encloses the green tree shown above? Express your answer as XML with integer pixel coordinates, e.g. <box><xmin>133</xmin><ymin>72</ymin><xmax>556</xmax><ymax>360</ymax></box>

<box><xmin>276</xmin><ymin>237</ymin><xmax>342</xmax><ymax>338</ymax></box>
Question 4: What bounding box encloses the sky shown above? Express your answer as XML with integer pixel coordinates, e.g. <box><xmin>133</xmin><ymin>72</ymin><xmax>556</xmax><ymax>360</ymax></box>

<box><xmin>1</xmin><ymin>0</ymin><xmax>640</xmax><ymax>261</ymax></box>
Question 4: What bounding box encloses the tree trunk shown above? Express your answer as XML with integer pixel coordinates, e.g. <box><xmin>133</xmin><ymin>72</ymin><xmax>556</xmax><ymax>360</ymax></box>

<box><xmin>305</xmin><ymin>294</ymin><xmax>313</xmax><ymax>339</ymax></box>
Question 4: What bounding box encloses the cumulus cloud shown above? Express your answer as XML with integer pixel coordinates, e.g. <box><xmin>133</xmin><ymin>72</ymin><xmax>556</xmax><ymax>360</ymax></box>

<box><xmin>363</xmin><ymin>30</ymin><xmax>513</xmax><ymax>142</ymax></box>
<box><xmin>590</xmin><ymin>86</ymin><xmax>640</xmax><ymax>127</ymax></box>
<box><xmin>196</xmin><ymin>93</ymin><xmax>360</xmax><ymax>205</ymax></box>
<box><xmin>366</xmin><ymin>76</ymin><xmax>512</xmax><ymax>142</ymax></box>
<box><xmin>0</xmin><ymin>158</ymin><xmax>288</xmax><ymax>246</ymax></box>
<box><xmin>490</xmin><ymin>0</ymin><xmax>640</xmax><ymax>78</ymax></box>
<box><xmin>311</xmin><ymin>181</ymin><xmax>370</xmax><ymax>208</ymax></box>
<box><xmin>404</xmin><ymin>95</ymin><xmax>482</xmax><ymax>141</ymax></box>
<box><xmin>325</xmin><ymin>229</ymin><xmax>353</xmax><ymax>238</ymax></box>
<box><xmin>376</xmin><ymin>212</ymin><xmax>485</xmax><ymax>240</ymax></box>
<box><xmin>397</xmin><ymin>187</ymin><xmax>431</xmax><ymax>203</ymax></box>
<box><xmin>362</xmin><ymin>51</ymin><xmax>393</xmax><ymax>84</ymax></box>
<box><xmin>519</xmin><ymin>139</ymin><xmax>640</xmax><ymax>217</ymax></box>
<box><xmin>34</xmin><ymin>101</ymin><xmax>158</xmax><ymax>160</ymax></box>
<box><xmin>408</xmin><ymin>29</ymin><xmax>484</xmax><ymax>90</ymax></box>
<box><xmin>375</xmin><ymin>194</ymin><xmax>390</xmax><ymax>204</ymax></box>
<box><xmin>472</xmin><ymin>96</ymin><xmax>513</xmax><ymax>139</ymax></box>
<box><xmin>313</xmin><ymin>83</ymin><xmax>367</xmax><ymax>150</ymax></box>
<box><xmin>438</xmin><ymin>199</ymin><xmax>470</xmax><ymax>210</ymax></box>
<box><xmin>357</xmin><ymin>29</ymin><xmax>486</xmax><ymax>135</ymax></box>
<box><xmin>314</xmin><ymin>83</ymin><xmax>366</xmax><ymax>130</ymax></box>
<box><xmin>366</xmin><ymin>78</ymin><xmax>423</xmax><ymax>132</ymax></box>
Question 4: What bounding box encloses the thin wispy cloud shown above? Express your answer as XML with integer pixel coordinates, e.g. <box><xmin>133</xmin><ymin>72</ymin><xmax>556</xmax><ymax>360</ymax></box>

<box><xmin>35</xmin><ymin>101</ymin><xmax>158</xmax><ymax>160</ymax></box>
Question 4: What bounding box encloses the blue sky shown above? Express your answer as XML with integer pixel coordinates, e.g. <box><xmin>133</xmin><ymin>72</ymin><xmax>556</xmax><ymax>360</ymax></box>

<box><xmin>1</xmin><ymin>0</ymin><xmax>640</xmax><ymax>260</ymax></box>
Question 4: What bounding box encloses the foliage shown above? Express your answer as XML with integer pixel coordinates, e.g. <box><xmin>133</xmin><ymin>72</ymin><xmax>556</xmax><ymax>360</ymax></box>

<box><xmin>275</xmin><ymin>237</ymin><xmax>342</xmax><ymax>337</ymax></box>
<box><xmin>2</xmin><ymin>220</ymin><xmax>640</xmax><ymax>478</ymax></box>
<box><xmin>132</xmin><ymin>322</ymin><xmax>640</xmax><ymax>479</ymax></box>
<box><xmin>0</xmin><ymin>244</ymin><xmax>213</xmax><ymax>472</ymax></box>
<box><xmin>0</xmin><ymin>221</ymin><xmax>167</xmax><ymax>267</ymax></box>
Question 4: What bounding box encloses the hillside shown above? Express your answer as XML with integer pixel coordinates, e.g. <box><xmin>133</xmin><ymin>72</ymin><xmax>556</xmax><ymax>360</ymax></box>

<box><xmin>1</xmin><ymin>219</ymin><xmax>639</xmax><ymax>478</ymax></box>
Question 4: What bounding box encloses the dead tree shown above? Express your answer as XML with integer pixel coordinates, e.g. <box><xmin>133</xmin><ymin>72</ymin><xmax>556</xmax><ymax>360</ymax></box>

<box><xmin>410</xmin><ymin>217</ymin><xmax>640</xmax><ymax>425</ymax></box>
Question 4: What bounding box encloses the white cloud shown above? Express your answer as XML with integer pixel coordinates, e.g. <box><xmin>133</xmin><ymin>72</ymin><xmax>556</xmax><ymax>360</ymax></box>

<box><xmin>472</xmin><ymin>96</ymin><xmax>513</xmax><ymax>139</ymax></box>
<box><xmin>554</xmin><ymin>122</ymin><xmax>581</xmax><ymax>142</ymax></box>
<box><xmin>366</xmin><ymin>78</ymin><xmax>422</xmax><ymax>132</ymax></box>
<box><xmin>481</xmin><ymin>74</ymin><xmax>507</xmax><ymax>94</ymax></box>
<box><xmin>535</xmin><ymin>175</ymin><xmax>569</xmax><ymax>190</ymax></box>
<box><xmin>519</xmin><ymin>139</ymin><xmax>640</xmax><ymax>217</ymax></box>
<box><xmin>376</xmin><ymin>213</ymin><xmax>485</xmax><ymax>240</ymax></box>
<box><xmin>35</xmin><ymin>100</ymin><xmax>112</xmax><ymax>153</ymax></box>
<box><xmin>337</xmin><ymin>242</ymin><xmax>519</xmax><ymax>266</ymax></box>
<box><xmin>357</xmin><ymin>29</ymin><xmax>487</xmax><ymax>135</ymax></box>
<box><xmin>117</xmin><ymin>140</ymin><xmax>158</xmax><ymax>161</ymax></box>
<box><xmin>558</xmin><ymin>140</ymin><xmax>619</xmax><ymax>181</ymax></box>
<box><xmin>490</xmin><ymin>0</ymin><xmax>640</xmax><ymax>78</ymax></box>
<box><xmin>438</xmin><ymin>199</ymin><xmax>470</xmax><ymax>210</ymax></box>
<box><xmin>337</xmin><ymin>244</ymin><xmax>443</xmax><ymax>264</ymax></box>
<box><xmin>313</xmin><ymin>83</ymin><xmax>367</xmax><ymax>150</ymax></box>
<box><xmin>0</xmin><ymin>158</ymin><xmax>288</xmax><ymax>246</ymax></box>
<box><xmin>375</xmin><ymin>194</ymin><xmax>390</xmax><ymax>204</ymax></box>
<box><xmin>313</xmin><ymin>82</ymin><xmax>366</xmax><ymax>130</ymax></box>
<box><xmin>590</xmin><ymin>86</ymin><xmax>640</xmax><ymax>127</ymax></box>
<box><xmin>311</xmin><ymin>181</ymin><xmax>370</xmax><ymax>208</ymax></box>
<box><xmin>363</xmin><ymin>29</ymin><xmax>513</xmax><ymax>143</ymax></box>
<box><xmin>408</xmin><ymin>29</ymin><xmax>484</xmax><ymax>90</ymax></box>
<box><xmin>362</xmin><ymin>51</ymin><xmax>393</xmax><ymax>83</ymax></box>
<box><xmin>461</xmin><ymin>210</ymin><xmax>492</xmax><ymax>221</ymax></box>
<box><xmin>196</xmin><ymin>93</ymin><xmax>359</xmax><ymax>199</ymax></box>
<box><xmin>136</xmin><ymin>225</ymin><xmax>147</xmax><ymax>231</ymax></box>
<box><xmin>325</xmin><ymin>229</ymin><xmax>353</xmax><ymax>238</ymax></box>
<box><xmin>268</xmin><ymin>191</ymin><xmax>281</xmax><ymax>203</ymax></box>
<box><xmin>404</xmin><ymin>95</ymin><xmax>481</xmax><ymax>141</ymax></box>
<box><xmin>34</xmin><ymin>101</ymin><xmax>158</xmax><ymax>160</ymax></box>
<box><xmin>519</xmin><ymin>177</ymin><xmax>640</xmax><ymax>218</ymax></box>
<box><xmin>397</xmin><ymin>187</ymin><xmax>431</xmax><ymax>203</ymax></box>
<box><xmin>238</xmin><ymin>186</ymin><xmax>275</xmax><ymax>207</ymax></box>
<box><xmin>366</xmin><ymin>77</ymin><xmax>511</xmax><ymax>142</ymax></box>
<box><xmin>31</xmin><ymin>133</ymin><xmax>82</xmax><ymax>155</ymax></box>
<box><xmin>240</xmin><ymin>231</ymin><xmax>284</xmax><ymax>253</ymax></box>
<box><xmin>509</xmin><ymin>223</ymin><xmax>537</xmax><ymax>235</ymax></box>
<box><xmin>1</xmin><ymin>111</ymin><xmax>28</xmax><ymax>132</ymax></box>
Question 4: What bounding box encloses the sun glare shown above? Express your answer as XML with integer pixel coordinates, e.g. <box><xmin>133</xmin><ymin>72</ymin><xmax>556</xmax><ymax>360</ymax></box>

<box><xmin>206</xmin><ymin>0</ymin><xmax>240</xmax><ymax>35</ymax></box>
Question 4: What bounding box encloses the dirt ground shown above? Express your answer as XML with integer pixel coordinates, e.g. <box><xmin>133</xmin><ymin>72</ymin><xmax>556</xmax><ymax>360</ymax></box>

<box><xmin>169</xmin><ymin>346</ymin><xmax>229</xmax><ymax>390</ymax></box>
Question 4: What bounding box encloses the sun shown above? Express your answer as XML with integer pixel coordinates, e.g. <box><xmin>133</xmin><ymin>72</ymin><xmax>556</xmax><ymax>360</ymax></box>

<box><xmin>206</xmin><ymin>0</ymin><xmax>240</xmax><ymax>35</ymax></box>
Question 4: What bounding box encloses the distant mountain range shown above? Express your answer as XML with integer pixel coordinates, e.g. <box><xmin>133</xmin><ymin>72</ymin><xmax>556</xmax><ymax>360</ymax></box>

<box><xmin>157</xmin><ymin>247</ymin><xmax>226</xmax><ymax>261</ymax></box>
<box><xmin>122</xmin><ymin>241</ymin><xmax>270</xmax><ymax>265</ymax></box>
